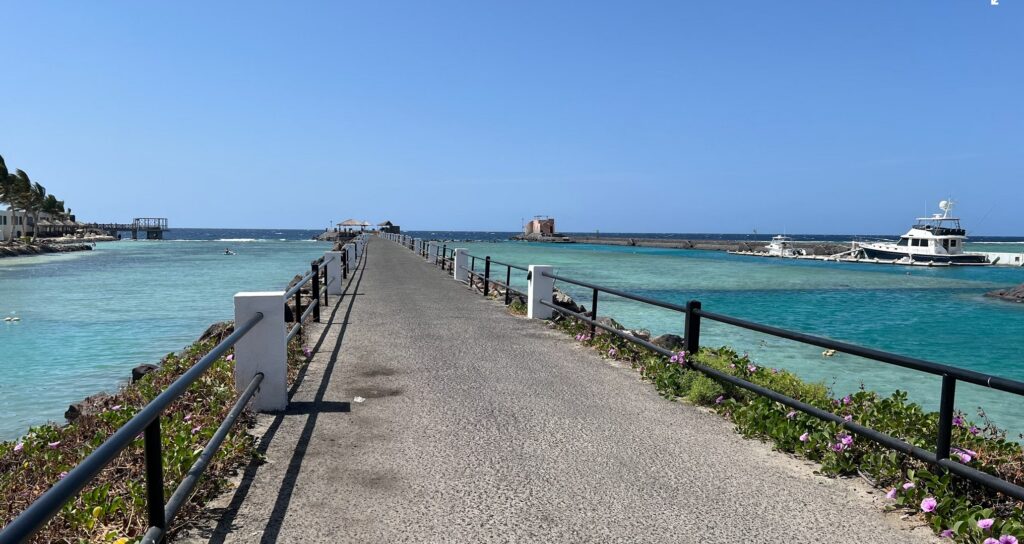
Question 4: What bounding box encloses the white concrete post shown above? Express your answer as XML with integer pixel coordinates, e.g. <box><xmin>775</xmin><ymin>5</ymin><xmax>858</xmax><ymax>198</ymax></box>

<box><xmin>454</xmin><ymin>248</ymin><xmax>469</xmax><ymax>282</ymax></box>
<box><xmin>344</xmin><ymin>243</ymin><xmax>356</xmax><ymax>271</ymax></box>
<box><xmin>325</xmin><ymin>251</ymin><xmax>343</xmax><ymax>295</ymax></box>
<box><xmin>233</xmin><ymin>292</ymin><xmax>288</xmax><ymax>411</ymax></box>
<box><xmin>528</xmin><ymin>265</ymin><xmax>555</xmax><ymax>319</ymax></box>
<box><xmin>427</xmin><ymin>241</ymin><xmax>438</xmax><ymax>262</ymax></box>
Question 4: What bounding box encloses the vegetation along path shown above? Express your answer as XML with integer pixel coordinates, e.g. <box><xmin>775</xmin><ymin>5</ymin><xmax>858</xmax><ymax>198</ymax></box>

<box><xmin>192</xmin><ymin>237</ymin><xmax>935</xmax><ymax>543</ymax></box>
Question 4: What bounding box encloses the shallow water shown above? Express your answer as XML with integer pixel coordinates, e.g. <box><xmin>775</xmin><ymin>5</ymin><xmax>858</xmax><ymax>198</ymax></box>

<box><xmin>455</xmin><ymin>240</ymin><xmax>1024</xmax><ymax>436</ymax></box>
<box><xmin>0</xmin><ymin>230</ymin><xmax>331</xmax><ymax>440</ymax></box>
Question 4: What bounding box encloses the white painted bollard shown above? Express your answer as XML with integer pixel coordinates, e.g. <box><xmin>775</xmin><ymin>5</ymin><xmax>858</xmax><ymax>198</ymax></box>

<box><xmin>233</xmin><ymin>292</ymin><xmax>288</xmax><ymax>411</ymax></box>
<box><xmin>527</xmin><ymin>265</ymin><xmax>555</xmax><ymax>319</ymax></box>
<box><xmin>325</xmin><ymin>251</ymin><xmax>343</xmax><ymax>295</ymax></box>
<box><xmin>344</xmin><ymin>243</ymin><xmax>356</xmax><ymax>272</ymax></box>
<box><xmin>427</xmin><ymin>241</ymin><xmax>438</xmax><ymax>262</ymax></box>
<box><xmin>453</xmin><ymin>248</ymin><xmax>469</xmax><ymax>282</ymax></box>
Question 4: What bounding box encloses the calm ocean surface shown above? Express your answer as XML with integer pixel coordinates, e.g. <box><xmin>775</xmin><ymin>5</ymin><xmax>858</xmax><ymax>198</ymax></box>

<box><xmin>1</xmin><ymin>228</ymin><xmax>1023</xmax><ymax>440</ymax></box>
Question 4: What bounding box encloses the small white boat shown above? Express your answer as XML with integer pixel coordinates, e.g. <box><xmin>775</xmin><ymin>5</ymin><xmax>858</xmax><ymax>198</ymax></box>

<box><xmin>764</xmin><ymin>235</ymin><xmax>805</xmax><ymax>258</ymax></box>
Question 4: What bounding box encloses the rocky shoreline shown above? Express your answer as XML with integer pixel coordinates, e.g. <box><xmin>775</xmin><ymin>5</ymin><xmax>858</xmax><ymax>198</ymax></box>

<box><xmin>985</xmin><ymin>284</ymin><xmax>1024</xmax><ymax>304</ymax></box>
<box><xmin>523</xmin><ymin>236</ymin><xmax>850</xmax><ymax>256</ymax></box>
<box><xmin>0</xmin><ymin>241</ymin><xmax>94</xmax><ymax>259</ymax></box>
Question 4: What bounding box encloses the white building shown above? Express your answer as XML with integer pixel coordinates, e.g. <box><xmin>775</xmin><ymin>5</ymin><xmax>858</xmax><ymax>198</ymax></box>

<box><xmin>0</xmin><ymin>209</ymin><xmax>29</xmax><ymax>242</ymax></box>
<box><xmin>0</xmin><ymin>209</ymin><xmax>50</xmax><ymax>242</ymax></box>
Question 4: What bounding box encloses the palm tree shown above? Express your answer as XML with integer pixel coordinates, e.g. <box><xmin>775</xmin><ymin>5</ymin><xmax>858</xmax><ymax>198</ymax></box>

<box><xmin>0</xmin><ymin>155</ymin><xmax>11</xmax><ymax>207</ymax></box>
<box><xmin>25</xmin><ymin>181</ymin><xmax>49</xmax><ymax>241</ymax></box>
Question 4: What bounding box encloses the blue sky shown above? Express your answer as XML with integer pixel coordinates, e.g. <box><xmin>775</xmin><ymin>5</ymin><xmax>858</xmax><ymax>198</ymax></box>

<box><xmin>0</xmin><ymin>1</ymin><xmax>1020</xmax><ymax>234</ymax></box>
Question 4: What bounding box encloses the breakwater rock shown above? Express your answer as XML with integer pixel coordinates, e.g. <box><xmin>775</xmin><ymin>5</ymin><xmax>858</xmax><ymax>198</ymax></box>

<box><xmin>542</xmin><ymin>236</ymin><xmax>849</xmax><ymax>256</ymax></box>
<box><xmin>985</xmin><ymin>284</ymin><xmax>1024</xmax><ymax>303</ymax></box>
<box><xmin>0</xmin><ymin>242</ymin><xmax>93</xmax><ymax>259</ymax></box>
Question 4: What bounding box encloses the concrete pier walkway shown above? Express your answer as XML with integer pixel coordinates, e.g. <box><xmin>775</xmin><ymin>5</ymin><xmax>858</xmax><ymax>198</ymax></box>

<box><xmin>194</xmin><ymin>238</ymin><xmax>933</xmax><ymax>543</ymax></box>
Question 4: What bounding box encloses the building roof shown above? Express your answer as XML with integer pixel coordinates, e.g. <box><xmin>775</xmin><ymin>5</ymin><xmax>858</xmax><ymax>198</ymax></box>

<box><xmin>338</xmin><ymin>219</ymin><xmax>363</xmax><ymax>226</ymax></box>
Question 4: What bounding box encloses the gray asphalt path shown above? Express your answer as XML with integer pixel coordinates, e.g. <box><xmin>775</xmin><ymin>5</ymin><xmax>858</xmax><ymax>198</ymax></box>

<box><xmin>192</xmin><ymin>238</ymin><xmax>934</xmax><ymax>543</ymax></box>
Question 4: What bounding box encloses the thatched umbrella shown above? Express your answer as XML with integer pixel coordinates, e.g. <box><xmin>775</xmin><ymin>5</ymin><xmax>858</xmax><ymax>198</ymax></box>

<box><xmin>338</xmin><ymin>219</ymin><xmax>362</xmax><ymax>232</ymax></box>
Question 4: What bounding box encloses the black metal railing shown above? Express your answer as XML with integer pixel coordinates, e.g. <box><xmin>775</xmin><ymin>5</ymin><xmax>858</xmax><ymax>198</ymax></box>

<box><xmin>0</xmin><ymin>243</ymin><xmax>363</xmax><ymax>543</ymax></box>
<box><xmin>463</xmin><ymin>254</ymin><xmax>527</xmax><ymax>305</ymax></box>
<box><xmin>0</xmin><ymin>316</ymin><xmax>264</xmax><ymax>544</ymax></box>
<box><xmin>437</xmin><ymin>254</ymin><xmax>1024</xmax><ymax>502</ymax></box>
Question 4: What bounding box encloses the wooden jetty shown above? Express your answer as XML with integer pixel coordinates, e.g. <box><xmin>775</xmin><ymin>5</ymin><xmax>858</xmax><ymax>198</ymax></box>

<box><xmin>82</xmin><ymin>218</ymin><xmax>169</xmax><ymax>240</ymax></box>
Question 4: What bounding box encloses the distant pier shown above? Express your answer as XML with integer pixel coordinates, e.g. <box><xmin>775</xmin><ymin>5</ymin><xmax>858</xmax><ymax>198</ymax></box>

<box><xmin>82</xmin><ymin>218</ymin><xmax>169</xmax><ymax>240</ymax></box>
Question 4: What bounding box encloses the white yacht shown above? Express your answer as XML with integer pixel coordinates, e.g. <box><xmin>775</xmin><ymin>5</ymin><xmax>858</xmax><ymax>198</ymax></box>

<box><xmin>859</xmin><ymin>201</ymin><xmax>989</xmax><ymax>265</ymax></box>
<box><xmin>764</xmin><ymin>235</ymin><xmax>804</xmax><ymax>257</ymax></box>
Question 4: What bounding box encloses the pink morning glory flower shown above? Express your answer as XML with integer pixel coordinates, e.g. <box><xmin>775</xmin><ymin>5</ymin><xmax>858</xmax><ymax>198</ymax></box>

<box><xmin>58</xmin><ymin>471</ymin><xmax>68</xmax><ymax>480</ymax></box>
<box><xmin>952</xmin><ymin>415</ymin><xmax>964</xmax><ymax>427</ymax></box>
<box><xmin>970</xmin><ymin>426</ymin><xmax>980</xmax><ymax>435</ymax></box>
<box><xmin>191</xmin><ymin>426</ymin><xmax>202</xmax><ymax>435</ymax></box>
<box><xmin>920</xmin><ymin>497</ymin><xmax>937</xmax><ymax>513</ymax></box>
<box><xmin>670</xmin><ymin>355</ymin><xmax>678</xmax><ymax>363</ymax></box>
<box><xmin>939</xmin><ymin>529</ymin><xmax>953</xmax><ymax>538</ymax></box>
<box><xmin>799</xmin><ymin>432</ymin><xmax>809</xmax><ymax>442</ymax></box>
<box><xmin>226</xmin><ymin>354</ymin><xmax>234</xmax><ymax>362</ymax></box>
<box><xmin>978</xmin><ymin>518</ymin><xmax>995</xmax><ymax>530</ymax></box>
<box><xmin>902</xmin><ymin>482</ymin><xmax>915</xmax><ymax>490</ymax></box>
<box><xmin>714</xmin><ymin>396</ymin><xmax>724</xmax><ymax>404</ymax></box>
<box><xmin>786</xmin><ymin>411</ymin><xmax>797</xmax><ymax>419</ymax></box>
<box><xmin>885</xmin><ymin>488</ymin><xmax>897</xmax><ymax>499</ymax></box>
<box><xmin>747</xmin><ymin>364</ymin><xmax>757</xmax><ymax>373</ymax></box>
<box><xmin>110</xmin><ymin>405</ymin><xmax>122</xmax><ymax>411</ymax></box>
<box><xmin>771</xmin><ymin>368</ymin><xmax>779</xmax><ymax>374</ymax></box>
<box><xmin>608</xmin><ymin>348</ymin><xmax>617</xmax><ymax>357</ymax></box>
<box><xmin>830</xmin><ymin>442</ymin><xmax>846</xmax><ymax>452</ymax></box>
<box><xmin>184</xmin><ymin>414</ymin><xmax>192</xmax><ymax>422</ymax></box>
<box><xmin>302</xmin><ymin>347</ymin><xmax>312</xmax><ymax>357</ymax></box>
<box><xmin>843</xmin><ymin>414</ymin><xmax>853</xmax><ymax>422</ymax></box>
<box><xmin>840</xmin><ymin>434</ymin><xmax>853</xmax><ymax>446</ymax></box>
<box><xmin>999</xmin><ymin>536</ymin><xmax>1018</xmax><ymax>544</ymax></box>
<box><xmin>48</xmin><ymin>441</ymin><xmax>60</xmax><ymax>449</ymax></box>
<box><xmin>842</xmin><ymin>395</ymin><xmax>852</xmax><ymax>406</ymax></box>
<box><xmin>14</xmin><ymin>442</ymin><xmax>24</xmax><ymax>452</ymax></box>
<box><xmin>984</xmin><ymin>539</ymin><xmax>1000</xmax><ymax>544</ymax></box>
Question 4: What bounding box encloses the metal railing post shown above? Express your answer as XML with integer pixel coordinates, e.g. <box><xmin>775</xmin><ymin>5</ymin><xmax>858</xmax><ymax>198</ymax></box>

<box><xmin>504</xmin><ymin>265</ymin><xmax>512</xmax><ymax>305</ymax></box>
<box><xmin>311</xmin><ymin>262</ymin><xmax>320</xmax><ymax>323</ymax></box>
<box><xmin>441</xmin><ymin>244</ymin><xmax>447</xmax><ymax>267</ymax></box>
<box><xmin>293</xmin><ymin>288</ymin><xmax>303</xmax><ymax>333</ymax></box>
<box><xmin>684</xmin><ymin>300</ymin><xmax>701</xmax><ymax>354</ymax></box>
<box><xmin>936</xmin><ymin>375</ymin><xmax>957</xmax><ymax>460</ymax></box>
<box><xmin>590</xmin><ymin>288</ymin><xmax>599</xmax><ymax>338</ymax></box>
<box><xmin>144</xmin><ymin>419</ymin><xmax>166</xmax><ymax>534</ymax></box>
<box><xmin>484</xmin><ymin>257</ymin><xmax>491</xmax><ymax>297</ymax></box>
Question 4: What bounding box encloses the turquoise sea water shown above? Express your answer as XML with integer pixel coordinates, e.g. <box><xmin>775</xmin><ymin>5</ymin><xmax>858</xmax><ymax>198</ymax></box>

<box><xmin>456</xmin><ymin>241</ymin><xmax>1024</xmax><ymax>436</ymax></box>
<box><xmin>2</xmin><ymin>231</ymin><xmax>1023</xmax><ymax>441</ymax></box>
<box><xmin>0</xmin><ymin>230</ymin><xmax>331</xmax><ymax>440</ymax></box>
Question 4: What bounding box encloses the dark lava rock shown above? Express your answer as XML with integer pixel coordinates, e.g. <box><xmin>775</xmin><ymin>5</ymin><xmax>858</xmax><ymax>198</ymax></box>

<box><xmin>652</xmin><ymin>333</ymin><xmax>685</xmax><ymax>351</ymax></box>
<box><xmin>553</xmin><ymin>288</ymin><xmax>585</xmax><ymax>314</ymax></box>
<box><xmin>985</xmin><ymin>284</ymin><xmax>1024</xmax><ymax>303</ymax></box>
<box><xmin>596</xmin><ymin>316</ymin><xmax>625</xmax><ymax>331</ymax></box>
<box><xmin>132</xmin><ymin>364</ymin><xmax>160</xmax><ymax>383</ymax></box>
<box><xmin>198</xmin><ymin>321</ymin><xmax>235</xmax><ymax>343</ymax></box>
